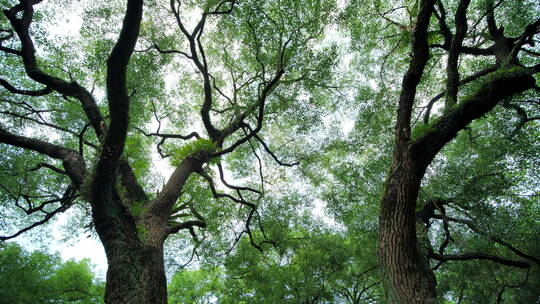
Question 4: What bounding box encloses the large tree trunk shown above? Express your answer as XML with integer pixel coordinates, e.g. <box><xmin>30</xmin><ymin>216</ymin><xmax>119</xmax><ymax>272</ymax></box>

<box><xmin>378</xmin><ymin>151</ymin><xmax>436</xmax><ymax>304</ymax></box>
<box><xmin>104</xmin><ymin>240</ymin><xmax>167</xmax><ymax>304</ymax></box>
<box><xmin>92</xmin><ymin>194</ymin><xmax>169</xmax><ymax>304</ymax></box>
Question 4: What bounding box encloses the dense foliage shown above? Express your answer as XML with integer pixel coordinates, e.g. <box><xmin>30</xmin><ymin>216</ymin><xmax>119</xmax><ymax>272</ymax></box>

<box><xmin>0</xmin><ymin>0</ymin><xmax>538</xmax><ymax>303</ymax></box>
<box><xmin>0</xmin><ymin>243</ymin><xmax>104</xmax><ymax>304</ymax></box>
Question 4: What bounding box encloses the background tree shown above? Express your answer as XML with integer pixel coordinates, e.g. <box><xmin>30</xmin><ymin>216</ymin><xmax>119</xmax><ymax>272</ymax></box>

<box><xmin>0</xmin><ymin>243</ymin><xmax>104</xmax><ymax>304</ymax></box>
<box><xmin>167</xmin><ymin>210</ymin><xmax>381</xmax><ymax>304</ymax></box>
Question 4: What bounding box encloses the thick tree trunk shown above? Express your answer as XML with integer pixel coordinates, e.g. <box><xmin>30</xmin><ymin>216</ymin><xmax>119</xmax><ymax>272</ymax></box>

<box><xmin>378</xmin><ymin>152</ymin><xmax>436</xmax><ymax>304</ymax></box>
<box><xmin>104</xmin><ymin>240</ymin><xmax>167</xmax><ymax>304</ymax></box>
<box><xmin>92</xmin><ymin>195</ymin><xmax>169</xmax><ymax>304</ymax></box>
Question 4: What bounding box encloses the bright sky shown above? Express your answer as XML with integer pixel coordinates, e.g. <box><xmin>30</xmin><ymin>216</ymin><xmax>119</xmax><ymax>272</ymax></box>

<box><xmin>51</xmin><ymin>211</ymin><xmax>108</xmax><ymax>277</ymax></box>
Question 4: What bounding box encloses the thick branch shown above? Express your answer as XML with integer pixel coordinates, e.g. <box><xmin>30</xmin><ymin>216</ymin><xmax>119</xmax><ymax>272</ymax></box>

<box><xmin>394</xmin><ymin>0</ymin><xmax>435</xmax><ymax>147</ymax></box>
<box><xmin>3</xmin><ymin>1</ymin><xmax>104</xmax><ymax>136</ymax></box>
<box><xmin>445</xmin><ymin>0</ymin><xmax>471</xmax><ymax>109</ymax></box>
<box><xmin>430</xmin><ymin>252</ymin><xmax>530</xmax><ymax>268</ymax></box>
<box><xmin>431</xmin><ymin>43</ymin><xmax>494</xmax><ymax>56</ymax></box>
<box><xmin>423</xmin><ymin>65</ymin><xmax>499</xmax><ymax>123</ymax></box>
<box><xmin>412</xmin><ymin>67</ymin><xmax>536</xmax><ymax>168</ymax></box>
<box><xmin>0</xmin><ymin>126</ymin><xmax>85</xmax><ymax>186</ymax></box>
<box><xmin>146</xmin><ymin>156</ymin><xmax>203</xmax><ymax>219</ymax></box>
<box><xmin>98</xmin><ymin>0</ymin><xmax>143</xmax><ymax>173</ymax></box>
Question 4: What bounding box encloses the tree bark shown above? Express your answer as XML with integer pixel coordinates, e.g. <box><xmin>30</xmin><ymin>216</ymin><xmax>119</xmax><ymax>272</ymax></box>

<box><xmin>92</xmin><ymin>192</ymin><xmax>169</xmax><ymax>304</ymax></box>
<box><xmin>102</xmin><ymin>235</ymin><xmax>167</xmax><ymax>303</ymax></box>
<box><xmin>379</xmin><ymin>152</ymin><xmax>437</xmax><ymax>304</ymax></box>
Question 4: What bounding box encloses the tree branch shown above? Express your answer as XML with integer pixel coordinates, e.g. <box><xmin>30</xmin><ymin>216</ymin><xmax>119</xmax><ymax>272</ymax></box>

<box><xmin>167</xmin><ymin>219</ymin><xmax>206</xmax><ymax>235</ymax></box>
<box><xmin>0</xmin><ymin>125</ymin><xmax>85</xmax><ymax>186</ymax></box>
<box><xmin>3</xmin><ymin>1</ymin><xmax>104</xmax><ymax>137</ymax></box>
<box><xmin>430</xmin><ymin>252</ymin><xmax>530</xmax><ymax>268</ymax></box>
<box><xmin>394</xmin><ymin>0</ymin><xmax>435</xmax><ymax>147</ymax></box>
<box><xmin>0</xmin><ymin>78</ymin><xmax>52</xmax><ymax>96</ymax></box>
<box><xmin>412</xmin><ymin>66</ymin><xmax>536</xmax><ymax>167</ymax></box>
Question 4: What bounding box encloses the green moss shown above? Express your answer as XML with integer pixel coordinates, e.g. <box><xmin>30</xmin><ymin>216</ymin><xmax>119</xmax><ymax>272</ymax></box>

<box><xmin>485</xmin><ymin>65</ymin><xmax>525</xmax><ymax>81</ymax></box>
<box><xmin>411</xmin><ymin>121</ymin><xmax>437</xmax><ymax>141</ymax></box>
<box><xmin>457</xmin><ymin>65</ymin><xmax>527</xmax><ymax>107</ymax></box>
<box><xmin>136</xmin><ymin>224</ymin><xmax>148</xmax><ymax>241</ymax></box>
<box><xmin>115</xmin><ymin>175</ymin><xmax>147</xmax><ymax>218</ymax></box>
<box><xmin>129</xmin><ymin>201</ymin><xmax>145</xmax><ymax>217</ymax></box>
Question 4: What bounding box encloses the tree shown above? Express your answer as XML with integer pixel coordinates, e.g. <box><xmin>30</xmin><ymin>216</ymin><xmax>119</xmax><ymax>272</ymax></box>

<box><xmin>0</xmin><ymin>243</ymin><xmax>104</xmax><ymax>304</ymax></box>
<box><xmin>338</xmin><ymin>0</ymin><xmax>539</xmax><ymax>302</ymax></box>
<box><xmin>221</xmin><ymin>223</ymin><xmax>379</xmax><ymax>303</ymax></box>
<box><xmin>167</xmin><ymin>212</ymin><xmax>381</xmax><ymax>304</ymax></box>
<box><xmin>0</xmin><ymin>0</ymin><xmax>335</xmax><ymax>302</ymax></box>
<box><xmin>168</xmin><ymin>267</ymin><xmax>225</xmax><ymax>304</ymax></box>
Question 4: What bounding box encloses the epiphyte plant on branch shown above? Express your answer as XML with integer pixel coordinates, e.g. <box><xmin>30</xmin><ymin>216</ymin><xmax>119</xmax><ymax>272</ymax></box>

<box><xmin>0</xmin><ymin>0</ymin><xmax>336</xmax><ymax>303</ymax></box>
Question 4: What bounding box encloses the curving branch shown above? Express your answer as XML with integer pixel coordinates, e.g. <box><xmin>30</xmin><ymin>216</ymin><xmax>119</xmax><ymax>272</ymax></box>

<box><xmin>136</xmin><ymin>126</ymin><xmax>200</xmax><ymax>158</ymax></box>
<box><xmin>0</xmin><ymin>78</ymin><xmax>52</xmax><ymax>96</ymax></box>
<box><xmin>254</xmin><ymin>133</ymin><xmax>299</xmax><ymax>167</ymax></box>
<box><xmin>0</xmin><ymin>184</ymin><xmax>78</xmax><ymax>241</ymax></box>
<box><xmin>0</xmin><ymin>28</ymin><xmax>22</xmax><ymax>55</ymax></box>
<box><xmin>29</xmin><ymin>162</ymin><xmax>66</xmax><ymax>175</ymax></box>
<box><xmin>3</xmin><ymin>0</ymin><xmax>105</xmax><ymax>137</ymax></box>
<box><xmin>167</xmin><ymin>219</ymin><xmax>207</xmax><ymax>235</ymax></box>
<box><xmin>169</xmin><ymin>0</ymin><xmax>229</xmax><ymax>140</ymax></box>
<box><xmin>217</xmin><ymin>162</ymin><xmax>261</xmax><ymax>196</ymax></box>
<box><xmin>213</xmin><ymin>67</ymin><xmax>285</xmax><ymax>156</ymax></box>
<box><xmin>0</xmin><ymin>125</ymin><xmax>85</xmax><ymax>186</ymax></box>
<box><xmin>432</xmin><ymin>214</ymin><xmax>540</xmax><ymax>266</ymax></box>
<box><xmin>430</xmin><ymin>251</ymin><xmax>530</xmax><ymax>269</ymax></box>
<box><xmin>0</xmin><ymin>101</ymin><xmax>98</xmax><ymax>152</ymax></box>
<box><xmin>502</xmin><ymin>101</ymin><xmax>540</xmax><ymax>137</ymax></box>
<box><xmin>152</xmin><ymin>42</ymin><xmax>192</xmax><ymax>59</ymax></box>
<box><xmin>198</xmin><ymin>170</ymin><xmax>275</xmax><ymax>252</ymax></box>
